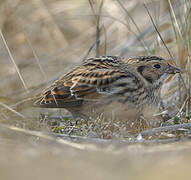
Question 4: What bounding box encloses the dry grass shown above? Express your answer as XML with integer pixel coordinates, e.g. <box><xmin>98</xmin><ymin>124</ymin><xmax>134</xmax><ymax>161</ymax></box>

<box><xmin>0</xmin><ymin>0</ymin><xmax>191</xmax><ymax>179</ymax></box>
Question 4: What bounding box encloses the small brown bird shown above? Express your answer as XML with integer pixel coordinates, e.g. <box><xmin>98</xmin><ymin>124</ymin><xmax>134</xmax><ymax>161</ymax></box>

<box><xmin>34</xmin><ymin>55</ymin><xmax>180</xmax><ymax>121</ymax></box>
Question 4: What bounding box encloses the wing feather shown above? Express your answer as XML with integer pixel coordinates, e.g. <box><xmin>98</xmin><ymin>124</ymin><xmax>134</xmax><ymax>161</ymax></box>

<box><xmin>34</xmin><ymin>56</ymin><xmax>141</xmax><ymax>108</ymax></box>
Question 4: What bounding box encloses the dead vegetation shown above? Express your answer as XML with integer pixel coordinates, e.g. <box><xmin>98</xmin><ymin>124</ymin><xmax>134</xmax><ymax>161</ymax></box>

<box><xmin>0</xmin><ymin>0</ymin><xmax>191</xmax><ymax>179</ymax></box>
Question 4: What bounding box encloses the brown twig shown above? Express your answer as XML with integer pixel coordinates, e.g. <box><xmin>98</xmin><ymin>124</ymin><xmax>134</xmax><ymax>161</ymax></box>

<box><xmin>88</xmin><ymin>0</ymin><xmax>104</xmax><ymax>57</ymax></box>
<box><xmin>140</xmin><ymin>123</ymin><xmax>191</xmax><ymax>137</ymax></box>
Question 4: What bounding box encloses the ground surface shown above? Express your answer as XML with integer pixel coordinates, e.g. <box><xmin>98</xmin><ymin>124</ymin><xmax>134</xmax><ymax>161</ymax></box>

<box><xmin>0</xmin><ymin>0</ymin><xmax>191</xmax><ymax>179</ymax></box>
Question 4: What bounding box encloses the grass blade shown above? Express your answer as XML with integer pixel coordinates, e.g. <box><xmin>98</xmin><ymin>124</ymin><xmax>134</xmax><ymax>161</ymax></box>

<box><xmin>0</xmin><ymin>29</ymin><xmax>28</xmax><ymax>92</ymax></box>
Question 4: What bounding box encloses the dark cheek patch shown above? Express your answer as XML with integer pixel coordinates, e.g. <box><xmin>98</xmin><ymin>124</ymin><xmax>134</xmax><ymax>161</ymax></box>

<box><xmin>137</xmin><ymin>66</ymin><xmax>155</xmax><ymax>84</ymax></box>
<box><xmin>137</xmin><ymin>66</ymin><xmax>145</xmax><ymax>75</ymax></box>
<box><xmin>144</xmin><ymin>76</ymin><xmax>153</xmax><ymax>83</ymax></box>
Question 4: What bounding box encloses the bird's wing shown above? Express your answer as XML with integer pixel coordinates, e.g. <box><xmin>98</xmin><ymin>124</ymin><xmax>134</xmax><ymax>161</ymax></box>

<box><xmin>34</xmin><ymin>56</ymin><xmax>141</xmax><ymax>108</ymax></box>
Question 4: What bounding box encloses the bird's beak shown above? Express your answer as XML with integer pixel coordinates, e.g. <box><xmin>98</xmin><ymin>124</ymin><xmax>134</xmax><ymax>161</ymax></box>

<box><xmin>166</xmin><ymin>64</ymin><xmax>181</xmax><ymax>74</ymax></box>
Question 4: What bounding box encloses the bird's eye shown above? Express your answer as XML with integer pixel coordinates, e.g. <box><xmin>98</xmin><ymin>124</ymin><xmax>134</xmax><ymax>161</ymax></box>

<box><xmin>153</xmin><ymin>64</ymin><xmax>161</xmax><ymax>69</ymax></box>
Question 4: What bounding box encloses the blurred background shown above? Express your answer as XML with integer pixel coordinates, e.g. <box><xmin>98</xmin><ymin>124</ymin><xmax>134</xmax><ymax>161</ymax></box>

<box><xmin>0</xmin><ymin>0</ymin><xmax>191</xmax><ymax>179</ymax></box>
<box><xmin>0</xmin><ymin>0</ymin><xmax>189</xmax><ymax>100</ymax></box>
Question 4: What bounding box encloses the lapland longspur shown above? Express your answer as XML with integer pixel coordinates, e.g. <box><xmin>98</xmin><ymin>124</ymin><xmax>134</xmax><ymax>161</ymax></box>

<box><xmin>34</xmin><ymin>55</ymin><xmax>180</xmax><ymax>120</ymax></box>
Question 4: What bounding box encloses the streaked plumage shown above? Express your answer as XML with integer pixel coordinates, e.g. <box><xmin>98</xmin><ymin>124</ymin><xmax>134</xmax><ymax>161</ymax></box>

<box><xmin>34</xmin><ymin>55</ymin><xmax>180</xmax><ymax>119</ymax></box>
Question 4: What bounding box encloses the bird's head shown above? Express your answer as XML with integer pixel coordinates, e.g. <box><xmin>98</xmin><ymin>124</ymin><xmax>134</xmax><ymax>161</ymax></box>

<box><xmin>126</xmin><ymin>56</ymin><xmax>181</xmax><ymax>85</ymax></box>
